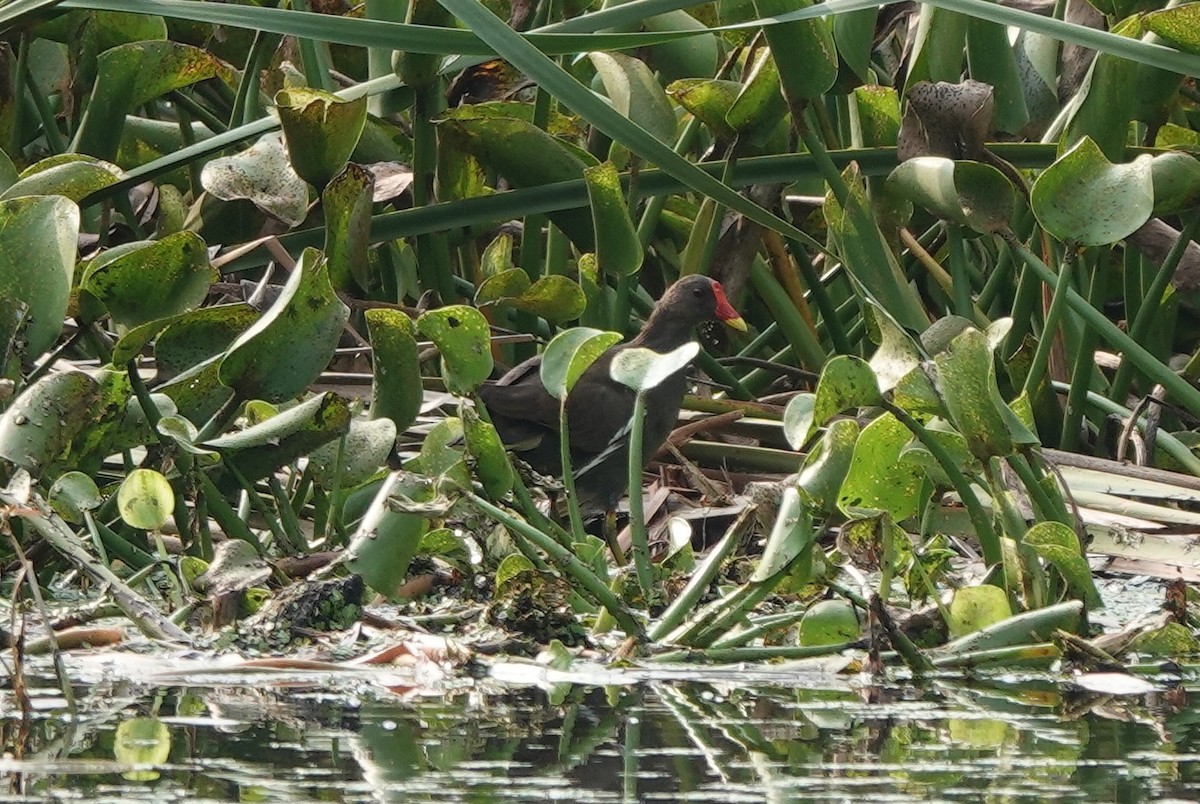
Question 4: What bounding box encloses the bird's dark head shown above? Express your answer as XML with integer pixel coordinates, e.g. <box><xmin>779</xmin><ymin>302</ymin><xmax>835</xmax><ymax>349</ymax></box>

<box><xmin>634</xmin><ymin>275</ymin><xmax>747</xmax><ymax>350</ymax></box>
<box><xmin>661</xmin><ymin>275</ymin><xmax>747</xmax><ymax>330</ymax></box>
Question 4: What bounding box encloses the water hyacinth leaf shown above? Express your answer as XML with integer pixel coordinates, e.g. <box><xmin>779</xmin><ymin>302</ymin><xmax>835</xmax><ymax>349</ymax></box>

<box><xmin>48</xmin><ymin>471</ymin><xmax>103</xmax><ymax>525</ymax></box>
<box><xmin>610</xmin><ymin>341</ymin><xmax>700</xmax><ymax>393</ymax></box>
<box><xmin>475</xmin><ymin>268</ymin><xmax>531</xmax><ymax>305</ymax></box>
<box><xmin>436</xmin><ymin>109</ymin><xmax>596</xmax><ymax>249</ymax></box>
<box><xmin>588</xmin><ymin>52</ymin><xmax>676</xmax><ymax>145</ymax></box>
<box><xmin>0</xmin><ymin>149</ymin><xmax>15</xmax><ymax>193</ymax></box>
<box><xmin>798</xmin><ymin>599</ymin><xmax>861</xmax><ymax>646</ymax></box>
<box><xmin>836</xmin><ymin>513</ymin><xmax>892</xmax><ymax>570</ymax></box>
<box><xmin>366</xmin><ymin>308</ymin><xmax>422</xmax><ymax>433</ymax></box>
<box><xmin>814</xmin><ymin>355</ymin><xmax>881</xmax><ymax>425</ymax></box>
<box><xmin>157</xmin><ymin>415</ymin><xmax>217</xmax><ymax>457</ymax></box>
<box><xmin>1149</xmin><ymin>151</ymin><xmax>1200</xmax><ymax>215</ymax></box>
<box><xmin>157</xmin><ymin>359</ymin><xmax>233</xmax><ymax>427</ymax></box>
<box><xmin>0</xmin><ymin>194</ymin><xmax>79</xmax><ymax>357</ymax></box>
<box><xmin>0</xmin><ymin>371</ymin><xmax>98</xmax><ymax>476</ymax></box>
<box><xmin>782</xmin><ymin>393</ymin><xmax>816</xmax><ymax>450</ymax></box>
<box><xmin>796</xmin><ymin>418</ymin><xmax>859</xmax><ymax>512</ymax></box>
<box><xmin>345</xmin><ymin>471</ymin><xmax>431</xmax><ymax>597</ymax></box>
<box><xmin>409</xmin><ymin>416</ymin><xmax>470</xmax><ymax>488</ymax></box>
<box><xmin>752</xmin><ymin>486</ymin><xmax>814</xmax><ymax>582</ymax></box>
<box><xmin>1024</xmin><ymin>521</ymin><xmax>1103</xmax><ymax>609</ymax></box>
<box><xmin>480</xmin><ymin>232</ymin><xmax>515</xmax><ymax>277</ymax></box>
<box><xmin>219</xmin><ymin>248</ymin><xmax>350</xmax><ymax>403</ymax></box>
<box><xmin>1128</xmin><ymin>622</ymin><xmax>1200</xmax><ymax>657</ymax></box>
<box><xmin>463</xmin><ymin>405</ymin><xmax>513</xmax><ymax>498</ymax></box>
<box><xmin>1144</xmin><ymin>4</ymin><xmax>1200</xmax><ymax>54</ymax></box>
<box><xmin>206</xmin><ymin>392</ymin><xmax>352</xmax><ymax>482</ymax></box>
<box><xmin>62</xmin><ymin>377</ymin><xmax>179</xmax><ymax>475</ymax></box>
<box><xmin>726</xmin><ymin>48</ymin><xmax>786</xmax><ymax>137</ymax></box>
<box><xmin>1061</xmin><ymin>18</ymin><xmax>1182</xmax><ymax>162</ymax></box>
<box><xmin>1030</xmin><ymin>137</ymin><xmax>1154</xmax><ymax>246</ymax></box>
<box><xmin>666</xmin><ymin>79</ymin><xmax>741</xmax><ymax>142</ymax></box>
<box><xmin>540</xmin><ymin>327</ymin><xmax>622</xmax><ymax>399</ymax></box>
<box><xmin>200</xmin><ymin>132</ymin><xmax>310</xmax><ymax>227</ymax></box>
<box><xmin>73</xmin><ymin>41</ymin><xmax>235</xmax><ymax>161</ymax></box>
<box><xmin>899</xmin><ymin>421</ymin><xmax>975</xmax><ymax>485</ymax></box>
<box><xmin>416</xmin><ymin>305</ymin><xmax>493</xmax><ymax>395</ymax></box>
<box><xmin>935</xmin><ymin>327</ymin><xmax>1038</xmax><ymax>459</ymax></box>
<box><xmin>322</xmin><ymin>162</ymin><xmax>375</xmax><ymax>293</ymax></box>
<box><xmin>838</xmin><ymin>413</ymin><xmax>925</xmax><ymax>521</ymax></box>
<box><xmin>308</xmin><ymin>418</ymin><xmax>397</xmax><ymax>491</ymax></box>
<box><xmin>585</xmin><ymin>162</ymin><xmax>642</xmax><ymax>278</ymax></box>
<box><xmin>113</xmin><ymin>303</ymin><xmax>255</xmax><ymax>378</ymax></box>
<box><xmin>948</xmin><ymin>585</ymin><xmax>1013</xmax><ymax>638</ymax></box>
<box><xmin>887</xmin><ymin>157</ymin><xmax>1015</xmax><ymax>233</ymax></box>
<box><xmin>864</xmin><ymin>301</ymin><xmax>922</xmax><ymax>393</ymax></box>
<box><xmin>495</xmin><ymin>552</ymin><xmax>536</xmax><ymax>592</ymax></box>
<box><xmin>117</xmin><ymin>468</ymin><xmax>174</xmax><ymax>530</ymax></box>
<box><xmin>852</xmin><ymin>86</ymin><xmax>901</xmax><ymax>147</ymax></box>
<box><xmin>276</xmin><ymin>87</ymin><xmax>368</xmax><ymax>189</ymax></box>
<box><xmin>79</xmin><ymin>232</ymin><xmax>216</xmax><ymax>334</ymax></box>
<box><xmin>754</xmin><ymin>0</ymin><xmax>838</xmax><ymax>105</ymax></box>
<box><xmin>0</xmin><ymin>155</ymin><xmax>121</xmax><ymax>202</ymax></box>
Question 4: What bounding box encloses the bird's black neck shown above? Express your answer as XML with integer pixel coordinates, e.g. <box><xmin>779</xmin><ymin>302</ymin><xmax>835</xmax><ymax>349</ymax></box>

<box><xmin>631</xmin><ymin>309</ymin><xmax>697</xmax><ymax>353</ymax></box>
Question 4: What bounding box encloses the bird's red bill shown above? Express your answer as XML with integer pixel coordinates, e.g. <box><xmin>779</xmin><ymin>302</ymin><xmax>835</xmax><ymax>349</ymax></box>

<box><xmin>712</xmin><ymin>281</ymin><xmax>748</xmax><ymax>331</ymax></box>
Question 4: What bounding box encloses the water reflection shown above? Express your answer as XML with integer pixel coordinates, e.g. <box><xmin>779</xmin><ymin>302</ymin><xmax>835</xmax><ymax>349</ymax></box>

<box><xmin>3</xmin><ymin>672</ymin><xmax>1199</xmax><ymax>801</ymax></box>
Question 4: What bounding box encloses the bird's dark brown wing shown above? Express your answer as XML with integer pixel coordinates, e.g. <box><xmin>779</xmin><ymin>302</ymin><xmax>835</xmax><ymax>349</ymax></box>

<box><xmin>477</xmin><ymin>355</ymin><xmax>559</xmax><ymax>428</ymax></box>
<box><xmin>563</xmin><ymin>350</ymin><xmax>637</xmax><ymax>455</ymax></box>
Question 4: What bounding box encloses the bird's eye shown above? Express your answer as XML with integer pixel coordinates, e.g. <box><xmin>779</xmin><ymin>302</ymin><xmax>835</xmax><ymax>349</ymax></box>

<box><xmin>693</xmin><ymin>287</ymin><xmax>704</xmax><ymax>297</ymax></box>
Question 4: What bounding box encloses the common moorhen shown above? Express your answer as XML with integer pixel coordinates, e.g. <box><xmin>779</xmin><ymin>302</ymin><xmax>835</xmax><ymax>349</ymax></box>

<box><xmin>479</xmin><ymin>275</ymin><xmax>747</xmax><ymax>512</ymax></box>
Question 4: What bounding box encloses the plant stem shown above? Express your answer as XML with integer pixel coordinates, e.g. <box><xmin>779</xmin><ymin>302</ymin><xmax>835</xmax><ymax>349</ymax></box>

<box><xmin>626</xmin><ymin>392</ymin><xmax>655</xmax><ymax>603</ymax></box>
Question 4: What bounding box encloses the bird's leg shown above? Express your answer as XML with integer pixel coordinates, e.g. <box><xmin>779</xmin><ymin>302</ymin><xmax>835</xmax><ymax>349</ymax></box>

<box><xmin>603</xmin><ymin>509</ymin><xmax>627</xmax><ymax>566</ymax></box>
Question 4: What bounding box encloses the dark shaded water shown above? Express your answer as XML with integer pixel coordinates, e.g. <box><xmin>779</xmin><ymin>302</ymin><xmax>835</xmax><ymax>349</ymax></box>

<box><xmin>4</xmin><ymin>662</ymin><xmax>1200</xmax><ymax>802</ymax></box>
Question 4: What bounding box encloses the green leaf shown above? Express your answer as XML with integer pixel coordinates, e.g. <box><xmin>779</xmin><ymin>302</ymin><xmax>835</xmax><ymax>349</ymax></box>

<box><xmin>366</xmin><ymin>308</ymin><xmax>422</xmax><ymax>433</ymax></box>
<box><xmin>796</xmin><ymin>418</ymin><xmax>859</xmax><ymax>513</ymax></box>
<box><xmin>1144</xmin><ymin>4</ymin><xmax>1200</xmax><ymax>55</ymax></box>
<box><xmin>408</xmin><ymin>416</ymin><xmax>470</xmax><ymax>488</ymax></box>
<box><xmin>782</xmin><ymin>355</ymin><xmax>880</xmax><ymax>448</ymax></box>
<box><xmin>0</xmin><ymin>371</ymin><xmax>99</xmax><ymax>477</ymax></box>
<box><xmin>114</xmin><ymin>718</ymin><xmax>171</xmax><ymax>781</ymax></box>
<box><xmin>752</xmin><ymin>486</ymin><xmax>815</xmax><ymax>581</ymax></box>
<box><xmin>948</xmin><ymin>585</ymin><xmax>1013</xmax><ymax>638</ymax></box>
<box><xmin>79</xmin><ymin>232</ymin><xmax>216</xmax><ymax>334</ymax></box>
<box><xmin>0</xmin><ymin>155</ymin><xmax>122</xmax><ymax>202</ymax></box>
<box><xmin>585</xmin><ymin>161</ymin><xmax>643</xmax><ymax>278</ymax></box>
<box><xmin>887</xmin><ymin>156</ymin><xmax>1015</xmax><ymax>233</ymax></box>
<box><xmin>416</xmin><ymin>305</ymin><xmax>493</xmax><ymax>395</ymax></box>
<box><xmin>322</xmin><ymin>162</ymin><xmax>375</xmax><ymax>293</ymax></box>
<box><xmin>475</xmin><ymin>272</ymin><xmax>587</xmax><ymax>323</ymax></box>
<box><xmin>117</xmin><ymin>468</ymin><xmax>174</xmax><ymax>530</ymax></box>
<box><xmin>798</xmin><ymin>599</ymin><xmax>861</xmax><ymax>646</ymax></box>
<box><xmin>1024</xmin><ymin>521</ymin><xmax>1103</xmax><ymax>609</ymax></box>
<box><xmin>588</xmin><ymin>51</ymin><xmax>676</xmax><ymax>145</ymax></box>
<box><xmin>1030</xmin><ymin>137</ymin><xmax>1154</xmax><ymax>246</ymax></box>
<box><xmin>74</xmin><ymin>40</ymin><xmax>235</xmax><ymax>161</ymax></box>
<box><xmin>152</xmin><ymin>306</ymin><xmax>258</xmax><ymax>384</ymax></box>
<box><xmin>436</xmin><ymin>107</ymin><xmax>596</xmax><ymax>250</ymax></box>
<box><xmin>495</xmin><ymin>552</ymin><xmax>536</xmax><ymax>592</ymax></box>
<box><xmin>609</xmin><ymin>341</ymin><xmax>699</xmax><ymax>393</ymax></box>
<box><xmin>965</xmin><ymin>17</ymin><xmax>1029</xmax><ymax>134</ymax></box>
<box><xmin>539</xmin><ymin>326</ymin><xmax>622</xmax><ymax>399</ymax></box>
<box><xmin>219</xmin><ymin>248</ymin><xmax>350</xmax><ymax>403</ymax></box>
<box><xmin>276</xmin><ymin>87</ymin><xmax>368</xmax><ymax>189</ymax></box>
<box><xmin>48</xmin><ymin>471</ymin><xmax>103</xmax><ymax>525</ymax></box>
<box><xmin>754</xmin><ymin>0</ymin><xmax>838</xmax><ymax>104</ymax></box>
<box><xmin>838</xmin><ymin>413</ymin><xmax>926</xmax><ymax>521</ymax></box>
<box><xmin>725</xmin><ymin>48</ymin><xmax>787</xmax><ymax>138</ymax></box>
<box><xmin>463</xmin><ymin>404</ymin><xmax>513</xmax><ymax>498</ymax></box>
<box><xmin>0</xmin><ymin>195</ymin><xmax>79</xmax><ymax>357</ymax></box>
<box><xmin>206</xmin><ymin>392</ymin><xmax>352</xmax><ymax>482</ymax></box>
<box><xmin>346</xmin><ymin>471</ymin><xmax>431</xmax><ymax>597</ymax></box>
<box><xmin>308</xmin><ymin>418</ymin><xmax>396</xmax><ymax>490</ymax></box>
<box><xmin>667</xmin><ymin>79</ymin><xmax>741</xmax><ymax>142</ymax></box>
<box><xmin>935</xmin><ymin>326</ymin><xmax>1037</xmax><ymax>460</ymax></box>
<box><xmin>1149</xmin><ymin>151</ymin><xmax>1200</xmax><ymax>215</ymax></box>
<box><xmin>200</xmin><ymin>132</ymin><xmax>310</xmax><ymax>227</ymax></box>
